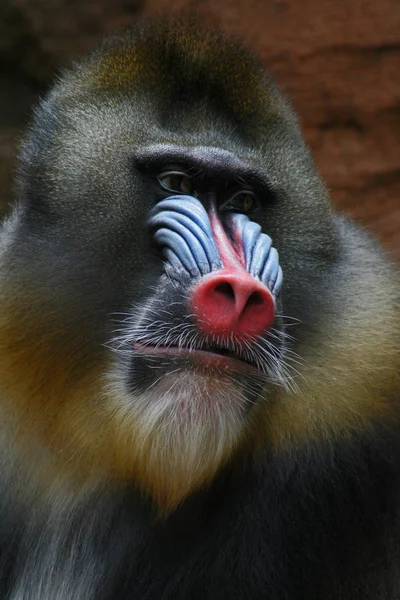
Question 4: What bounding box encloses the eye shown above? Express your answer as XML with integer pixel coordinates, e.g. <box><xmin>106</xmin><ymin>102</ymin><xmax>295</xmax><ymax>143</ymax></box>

<box><xmin>158</xmin><ymin>171</ymin><xmax>195</xmax><ymax>196</ymax></box>
<box><xmin>220</xmin><ymin>190</ymin><xmax>259</xmax><ymax>214</ymax></box>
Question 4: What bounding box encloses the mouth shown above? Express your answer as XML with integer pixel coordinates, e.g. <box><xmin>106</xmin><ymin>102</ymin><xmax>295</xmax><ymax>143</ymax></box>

<box><xmin>133</xmin><ymin>342</ymin><xmax>259</xmax><ymax>373</ymax></box>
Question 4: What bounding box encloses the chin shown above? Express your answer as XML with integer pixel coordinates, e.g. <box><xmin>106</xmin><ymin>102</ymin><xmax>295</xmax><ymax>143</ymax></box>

<box><xmin>105</xmin><ymin>360</ymin><xmax>254</xmax><ymax>511</ymax></box>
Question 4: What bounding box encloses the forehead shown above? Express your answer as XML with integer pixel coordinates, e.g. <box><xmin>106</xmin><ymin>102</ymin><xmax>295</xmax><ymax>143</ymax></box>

<box><xmin>73</xmin><ymin>23</ymin><xmax>281</xmax><ymax>128</ymax></box>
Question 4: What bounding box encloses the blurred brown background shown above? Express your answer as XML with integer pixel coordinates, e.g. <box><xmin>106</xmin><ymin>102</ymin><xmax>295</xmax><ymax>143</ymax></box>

<box><xmin>1</xmin><ymin>0</ymin><xmax>399</xmax><ymax>260</ymax></box>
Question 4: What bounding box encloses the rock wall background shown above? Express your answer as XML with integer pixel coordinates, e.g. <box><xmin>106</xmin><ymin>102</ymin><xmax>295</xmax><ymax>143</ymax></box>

<box><xmin>1</xmin><ymin>0</ymin><xmax>399</xmax><ymax>260</ymax></box>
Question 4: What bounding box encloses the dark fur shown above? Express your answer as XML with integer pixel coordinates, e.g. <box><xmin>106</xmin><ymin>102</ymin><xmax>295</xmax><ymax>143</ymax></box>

<box><xmin>1</xmin><ymin>433</ymin><xmax>400</xmax><ymax>599</ymax></box>
<box><xmin>0</xmin><ymin>20</ymin><xmax>399</xmax><ymax>599</ymax></box>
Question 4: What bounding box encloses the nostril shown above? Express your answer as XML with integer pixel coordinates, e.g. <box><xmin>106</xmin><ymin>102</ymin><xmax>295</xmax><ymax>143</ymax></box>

<box><xmin>214</xmin><ymin>282</ymin><xmax>235</xmax><ymax>301</ymax></box>
<box><xmin>212</xmin><ymin>283</ymin><xmax>264</xmax><ymax>311</ymax></box>
<box><xmin>246</xmin><ymin>291</ymin><xmax>264</xmax><ymax>308</ymax></box>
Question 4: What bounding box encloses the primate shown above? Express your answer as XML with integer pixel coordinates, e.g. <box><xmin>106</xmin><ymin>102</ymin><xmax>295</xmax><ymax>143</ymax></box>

<box><xmin>0</xmin><ymin>19</ymin><xmax>399</xmax><ymax>600</ymax></box>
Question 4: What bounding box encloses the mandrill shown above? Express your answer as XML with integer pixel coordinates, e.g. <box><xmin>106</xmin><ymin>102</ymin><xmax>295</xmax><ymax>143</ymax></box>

<box><xmin>0</xmin><ymin>18</ymin><xmax>399</xmax><ymax>600</ymax></box>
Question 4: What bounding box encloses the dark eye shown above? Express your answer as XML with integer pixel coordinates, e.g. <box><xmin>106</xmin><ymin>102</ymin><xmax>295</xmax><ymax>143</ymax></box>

<box><xmin>158</xmin><ymin>171</ymin><xmax>195</xmax><ymax>195</ymax></box>
<box><xmin>220</xmin><ymin>190</ymin><xmax>259</xmax><ymax>214</ymax></box>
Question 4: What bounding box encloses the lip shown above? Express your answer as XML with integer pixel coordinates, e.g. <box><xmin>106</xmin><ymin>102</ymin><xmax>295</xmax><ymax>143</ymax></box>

<box><xmin>133</xmin><ymin>342</ymin><xmax>258</xmax><ymax>374</ymax></box>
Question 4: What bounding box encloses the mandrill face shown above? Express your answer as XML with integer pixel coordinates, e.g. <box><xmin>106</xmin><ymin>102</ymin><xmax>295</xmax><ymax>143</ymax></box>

<box><xmin>115</xmin><ymin>162</ymin><xmax>284</xmax><ymax>427</ymax></box>
<box><xmin>106</xmin><ymin>150</ymin><xmax>290</xmax><ymax>508</ymax></box>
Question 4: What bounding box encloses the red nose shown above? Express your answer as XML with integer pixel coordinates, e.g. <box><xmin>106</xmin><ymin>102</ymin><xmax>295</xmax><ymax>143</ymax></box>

<box><xmin>190</xmin><ymin>269</ymin><xmax>275</xmax><ymax>339</ymax></box>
